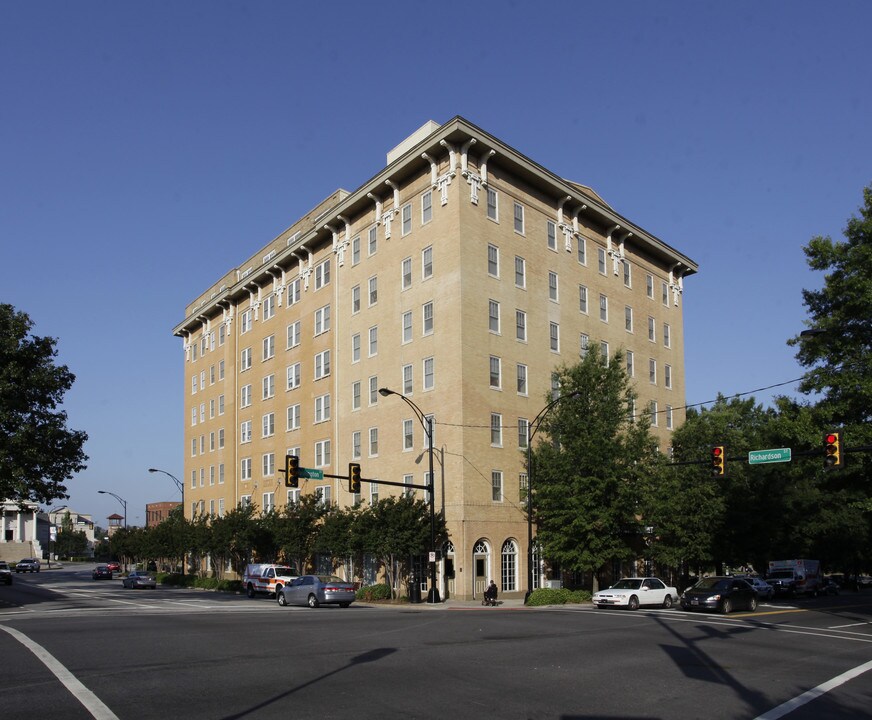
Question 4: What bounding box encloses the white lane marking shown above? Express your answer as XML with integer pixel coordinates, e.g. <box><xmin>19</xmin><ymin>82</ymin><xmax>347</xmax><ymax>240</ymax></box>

<box><xmin>828</xmin><ymin>621</ymin><xmax>872</xmax><ymax>629</ymax></box>
<box><xmin>0</xmin><ymin>624</ymin><xmax>119</xmax><ymax>720</ymax></box>
<box><xmin>754</xmin><ymin>658</ymin><xmax>872</xmax><ymax>719</ymax></box>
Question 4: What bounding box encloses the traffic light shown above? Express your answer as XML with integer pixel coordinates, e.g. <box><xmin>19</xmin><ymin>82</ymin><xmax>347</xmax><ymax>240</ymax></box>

<box><xmin>348</xmin><ymin>463</ymin><xmax>361</xmax><ymax>493</ymax></box>
<box><xmin>711</xmin><ymin>445</ymin><xmax>726</xmax><ymax>477</ymax></box>
<box><xmin>285</xmin><ymin>454</ymin><xmax>299</xmax><ymax>488</ymax></box>
<box><xmin>824</xmin><ymin>432</ymin><xmax>843</xmax><ymax>470</ymax></box>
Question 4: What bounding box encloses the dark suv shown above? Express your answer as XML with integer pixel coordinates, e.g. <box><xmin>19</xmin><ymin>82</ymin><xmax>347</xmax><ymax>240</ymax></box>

<box><xmin>0</xmin><ymin>561</ymin><xmax>12</xmax><ymax>585</ymax></box>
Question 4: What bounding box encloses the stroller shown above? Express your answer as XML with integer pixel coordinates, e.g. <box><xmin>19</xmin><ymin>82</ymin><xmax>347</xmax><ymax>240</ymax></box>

<box><xmin>481</xmin><ymin>581</ymin><xmax>499</xmax><ymax>606</ymax></box>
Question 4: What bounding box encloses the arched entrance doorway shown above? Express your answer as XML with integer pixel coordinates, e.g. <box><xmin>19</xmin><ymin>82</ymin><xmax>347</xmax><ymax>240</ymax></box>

<box><xmin>473</xmin><ymin>539</ymin><xmax>491</xmax><ymax>599</ymax></box>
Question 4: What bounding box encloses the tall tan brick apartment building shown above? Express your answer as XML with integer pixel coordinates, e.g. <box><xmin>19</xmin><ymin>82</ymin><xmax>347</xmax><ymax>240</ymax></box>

<box><xmin>173</xmin><ymin>117</ymin><xmax>697</xmax><ymax>601</ymax></box>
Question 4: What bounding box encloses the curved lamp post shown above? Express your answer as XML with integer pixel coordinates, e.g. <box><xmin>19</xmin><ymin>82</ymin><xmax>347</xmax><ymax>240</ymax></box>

<box><xmin>98</xmin><ymin>490</ymin><xmax>127</xmax><ymax>529</ymax></box>
<box><xmin>379</xmin><ymin>387</ymin><xmax>441</xmax><ymax>603</ymax></box>
<box><xmin>148</xmin><ymin>467</ymin><xmax>183</xmax><ymax>497</ymax></box>
<box><xmin>526</xmin><ymin>390</ymin><xmax>582</xmax><ymax>602</ymax></box>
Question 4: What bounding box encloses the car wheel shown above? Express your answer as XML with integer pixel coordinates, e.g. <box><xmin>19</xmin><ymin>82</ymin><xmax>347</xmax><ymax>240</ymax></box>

<box><xmin>748</xmin><ymin>596</ymin><xmax>758</xmax><ymax>612</ymax></box>
<box><xmin>277</xmin><ymin>591</ymin><xmax>288</xmax><ymax>607</ymax></box>
<box><xmin>307</xmin><ymin>594</ymin><xmax>320</xmax><ymax>608</ymax></box>
<box><xmin>663</xmin><ymin>594</ymin><xmax>673</xmax><ymax>609</ymax></box>
<box><xmin>339</xmin><ymin>602</ymin><xmax>350</xmax><ymax>608</ymax></box>
<box><xmin>721</xmin><ymin>598</ymin><xmax>732</xmax><ymax>615</ymax></box>
<box><xmin>628</xmin><ymin>595</ymin><xmax>640</xmax><ymax>611</ymax></box>
<box><xmin>246</xmin><ymin>583</ymin><xmax>255</xmax><ymax>598</ymax></box>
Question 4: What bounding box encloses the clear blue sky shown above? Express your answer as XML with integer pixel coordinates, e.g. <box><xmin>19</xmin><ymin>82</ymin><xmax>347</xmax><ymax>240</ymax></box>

<box><xmin>2</xmin><ymin>1</ymin><xmax>869</xmax><ymax>526</ymax></box>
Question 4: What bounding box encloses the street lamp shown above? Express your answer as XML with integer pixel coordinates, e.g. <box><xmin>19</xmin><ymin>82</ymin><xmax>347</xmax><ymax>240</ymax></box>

<box><xmin>98</xmin><ymin>490</ymin><xmax>127</xmax><ymax>529</ymax></box>
<box><xmin>526</xmin><ymin>390</ymin><xmax>582</xmax><ymax>602</ymax></box>
<box><xmin>148</xmin><ymin>468</ymin><xmax>183</xmax><ymax>497</ymax></box>
<box><xmin>379</xmin><ymin>387</ymin><xmax>441</xmax><ymax>603</ymax></box>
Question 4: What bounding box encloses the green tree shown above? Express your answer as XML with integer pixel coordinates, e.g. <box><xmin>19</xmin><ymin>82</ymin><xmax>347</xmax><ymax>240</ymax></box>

<box><xmin>0</xmin><ymin>304</ymin><xmax>88</xmax><ymax>503</ymax></box>
<box><xmin>529</xmin><ymin>349</ymin><xmax>662</xmax><ymax>591</ymax></box>
<box><xmin>54</xmin><ymin>510</ymin><xmax>88</xmax><ymax>559</ymax></box>
<box><xmin>273</xmin><ymin>495</ymin><xmax>330</xmax><ymax>574</ymax></box>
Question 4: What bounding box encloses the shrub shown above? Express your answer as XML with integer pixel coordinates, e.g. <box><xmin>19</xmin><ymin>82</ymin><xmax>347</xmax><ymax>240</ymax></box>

<box><xmin>525</xmin><ymin>587</ymin><xmax>592</xmax><ymax>606</ymax></box>
<box><xmin>356</xmin><ymin>583</ymin><xmax>392</xmax><ymax>601</ymax></box>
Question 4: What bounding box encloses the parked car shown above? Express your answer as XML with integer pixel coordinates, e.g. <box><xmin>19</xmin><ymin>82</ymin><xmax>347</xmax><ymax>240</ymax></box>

<box><xmin>821</xmin><ymin>577</ymin><xmax>840</xmax><ymax>596</ymax></box>
<box><xmin>0</xmin><ymin>561</ymin><xmax>12</xmax><ymax>585</ymax></box>
<box><xmin>106</xmin><ymin>561</ymin><xmax>121</xmax><ymax>573</ymax></box>
<box><xmin>592</xmin><ymin>577</ymin><xmax>679</xmax><ymax>610</ymax></box>
<box><xmin>122</xmin><ymin>570</ymin><xmax>156</xmax><ymax>589</ymax></box>
<box><xmin>92</xmin><ymin>565</ymin><xmax>113</xmax><ymax>580</ymax></box>
<box><xmin>276</xmin><ymin>575</ymin><xmax>356</xmax><ymax>608</ymax></box>
<box><xmin>16</xmin><ymin>558</ymin><xmax>40</xmax><ymax>573</ymax></box>
<box><xmin>740</xmin><ymin>576</ymin><xmax>774</xmax><ymax>601</ymax></box>
<box><xmin>680</xmin><ymin>576</ymin><xmax>758</xmax><ymax>614</ymax></box>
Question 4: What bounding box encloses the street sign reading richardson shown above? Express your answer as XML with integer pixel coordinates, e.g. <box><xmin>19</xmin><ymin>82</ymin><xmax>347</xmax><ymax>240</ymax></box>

<box><xmin>748</xmin><ymin>448</ymin><xmax>792</xmax><ymax>465</ymax></box>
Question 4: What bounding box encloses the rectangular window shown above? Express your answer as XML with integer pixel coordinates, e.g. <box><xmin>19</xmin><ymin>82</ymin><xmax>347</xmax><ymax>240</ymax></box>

<box><xmin>219</xmin><ymin>464</ymin><xmax>225</xmax><ymax>485</ymax></box>
<box><xmin>402</xmin><ymin>474</ymin><xmax>415</xmax><ymax>499</ymax></box>
<box><xmin>491</xmin><ymin>413</ymin><xmax>502</xmax><ymax>446</ymax></box>
<box><xmin>666</xmin><ymin>405</ymin><xmax>674</xmax><ymax>430</ymax></box>
<box><xmin>577</xmin><ymin>236</ymin><xmax>587</xmax><ymax>265</ymax></box>
<box><xmin>263</xmin><ymin>295</ymin><xmax>275</xmax><ymax>320</ymax></box>
<box><xmin>240</xmin><ymin>309</ymin><xmax>252</xmax><ymax>334</ymax></box>
<box><xmin>286</xmin><ymin>321</ymin><xmax>300</xmax><ymax>349</ymax></box>
<box><xmin>403</xmin><ymin>419</ymin><xmax>414</xmax><ymax>451</ymax></box>
<box><xmin>626</xmin><ymin>350</ymin><xmax>634</xmax><ymax>377</ymax></box>
<box><xmin>599</xmin><ymin>294</ymin><xmax>608</xmax><ymax>322</ymax></box>
<box><xmin>550</xmin><ymin>322</ymin><xmax>560</xmax><ymax>352</ymax></box>
<box><xmin>241</xmin><ymin>384</ymin><xmax>252</xmax><ymax>408</ymax></box>
<box><xmin>286</xmin><ymin>363</ymin><xmax>301</xmax><ymax>390</ymax></box>
<box><xmin>662</xmin><ymin>281</ymin><xmax>670</xmax><ymax>306</ymax></box>
<box><xmin>262</xmin><ymin>412</ymin><xmax>275</xmax><ymax>438</ymax></box>
<box><xmin>287</xmin><ymin>404</ymin><xmax>301</xmax><ymax>431</ymax></box>
<box><xmin>513</xmin><ymin>202</ymin><xmax>524</xmax><ymax>234</ymax></box>
<box><xmin>368</xmin><ymin>226</ymin><xmax>378</xmax><ymax>256</ymax></box>
<box><xmin>314</xmin><ymin>305</ymin><xmax>331</xmax><ymax>335</ymax></box>
<box><xmin>598</xmin><ymin>248</ymin><xmax>606</xmax><ymax>275</ymax></box>
<box><xmin>648</xmin><ymin>316</ymin><xmax>656</xmax><ymax>342</ymax></box>
<box><xmin>369</xmin><ymin>376</ymin><xmax>379</xmax><ymax>405</ymax></box>
<box><xmin>663</xmin><ymin>323</ymin><xmax>671</xmax><ymax>348</ymax></box>
<box><xmin>315</xmin><ymin>440</ymin><xmax>331</xmax><ymax>467</ymax></box>
<box><xmin>421</xmin><ymin>191</ymin><xmax>432</xmax><ymax>224</ymax></box>
<box><xmin>241</xmin><ymin>457</ymin><xmax>252</xmax><ymax>481</ymax></box>
<box><xmin>547</xmin><ymin>220</ymin><xmax>556</xmax><ymax>250</ymax></box>
<box><xmin>423</xmin><ymin>357</ymin><xmax>434</xmax><ymax>390</ymax></box>
<box><xmin>241</xmin><ymin>347</ymin><xmax>252</xmax><ymax>371</ymax></box>
<box><xmin>422</xmin><ymin>246</ymin><xmax>433</xmax><ymax>279</ymax></box>
<box><xmin>492</xmin><ymin>470</ymin><xmax>503</xmax><ymax>502</ymax></box>
<box><xmin>649</xmin><ymin>358</ymin><xmax>657</xmax><ymax>385</ymax></box>
<box><xmin>351</xmin><ymin>285</ymin><xmax>360</xmax><ymax>314</ymax></box>
<box><xmin>649</xmin><ymin>400</ymin><xmax>659</xmax><ymax>427</ymax></box>
<box><xmin>518</xmin><ymin>418</ymin><xmax>529</xmax><ymax>449</ymax></box>
<box><xmin>489</xmin><ymin>356</ymin><xmax>501</xmax><ymax>389</ymax></box>
<box><xmin>422</xmin><ymin>302</ymin><xmax>434</xmax><ymax>335</ymax></box>
<box><xmin>218</xmin><ymin>428</ymin><xmax>224</xmax><ymax>448</ymax></box>
<box><xmin>352</xmin><ymin>236</ymin><xmax>360</xmax><ymax>265</ymax></box>
<box><xmin>369</xmin><ymin>427</ymin><xmax>379</xmax><ymax>456</ymax></box>
<box><xmin>517</xmin><ymin>364</ymin><xmax>527</xmax><ymax>395</ymax></box>
<box><xmin>352</xmin><ymin>431</ymin><xmax>361</xmax><ymax>460</ymax></box>
<box><xmin>402</xmin><ymin>257</ymin><xmax>412</xmax><ymax>289</ymax></box>
<box><xmin>580</xmin><ymin>333</ymin><xmax>590</xmax><ymax>357</ymax></box>
<box><xmin>218</xmin><ymin>360</ymin><xmax>225</xmax><ymax>380</ymax></box>
<box><xmin>401</xmin><ymin>203</ymin><xmax>412</xmax><ymax>235</ymax></box>
<box><xmin>314</xmin><ymin>350</ymin><xmax>331</xmax><ymax>380</ymax></box>
<box><xmin>488</xmin><ymin>300</ymin><xmax>500</xmax><ymax>333</ymax></box>
<box><xmin>623</xmin><ymin>260</ymin><xmax>632</xmax><ymax>288</ymax></box>
<box><xmin>262</xmin><ymin>335</ymin><xmax>275</xmax><ymax>360</ymax></box>
<box><xmin>262</xmin><ymin>374</ymin><xmax>275</xmax><ymax>399</ymax></box>
<box><xmin>368</xmin><ymin>326</ymin><xmax>378</xmax><ymax>356</ymax></box>
<box><xmin>402</xmin><ymin>312</ymin><xmax>412</xmax><ymax>343</ymax></box>
<box><xmin>646</xmin><ymin>274</ymin><xmax>654</xmax><ymax>299</ymax></box>
<box><xmin>352</xmin><ymin>381</ymin><xmax>361</xmax><ymax>411</ymax></box>
<box><xmin>600</xmin><ymin>342</ymin><xmax>609</xmax><ymax>362</ymax></box>
<box><xmin>579</xmin><ymin>285</ymin><xmax>589</xmax><ymax>314</ymax></box>
<box><xmin>625</xmin><ymin>306</ymin><xmax>633</xmax><ymax>333</ymax></box>
<box><xmin>287</xmin><ymin>278</ymin><xmax>301</xmax><ymax>305</ymax></box>
<box><xmin>515</xmin><ymin>310</ymin><xmax>526</xmax><ymax>342</ymax></box>
<box><xmin>315</xmin><ymin>394</ymin><xmax>331</xmax><ymax>423</ymax></box>
<box><xmin>487</xmin><ymin>244</ymin><xmax>499</xmax><ymax>277</ymax></box>
<box><xmin>487</xmin><ymin>187</ymin><xmax>498</xmax><ymax>221</ymax></box>
<box><xmin>514</xmin><ymin>256</ymin><xmax>526</xmax><ymax>288</ymax></box>
<box><xmin>665</xmin><ymin>364</ymin><xmax>672</xmax><ymax>389</ymax></box>
<box><xmin>314</xmin><ymin>259</ymin><xmax>331</xmax><ymax>290</ymax></box>
<box><xmin>191</xmin><ymin>376</ymin><xmax>197</xmax><ymax>395</ymax></box>
<box><xmin>548</xmin><ymin>271</ymin><xmax>559</xmax><ymax>301</ymax></box>
<box><xmin>219</xmin><ymin>325</ymin><xmax>226</xmax><ymax>346</ymax></box>
<box><xmin>368</xmin><ymin>276</ymin><xmax>378</xmax><ymax>306</ymax></box>
<box><xmin>351</xmin><ymin>333</ymin><xmax>361</xmax><ymax>362</ymax></box>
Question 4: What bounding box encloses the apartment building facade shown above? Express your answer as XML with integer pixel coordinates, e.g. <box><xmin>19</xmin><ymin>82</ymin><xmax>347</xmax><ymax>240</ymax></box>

<box><xmin>173</xmin><ymin>116</ymin><xmax>697</xmax><ymax>601</ymax></box>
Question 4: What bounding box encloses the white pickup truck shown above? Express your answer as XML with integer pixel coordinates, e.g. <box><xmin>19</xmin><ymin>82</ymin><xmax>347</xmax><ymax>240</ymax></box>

<box><xmin>242</xmin><ymin>564</ymin><xmax>298</xmax><ymax>598</ymax></box>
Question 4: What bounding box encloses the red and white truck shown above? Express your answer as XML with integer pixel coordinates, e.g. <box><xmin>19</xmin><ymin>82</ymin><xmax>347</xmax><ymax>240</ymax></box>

<box><xmin>242</xmin><ymin>564</ymin><xmax>298</xmax><ymax>598</ymax></box>
<box><xmin>767</xmin><ymin>559</ymin><xmax>821</xmax><ymax>597</ymax></box>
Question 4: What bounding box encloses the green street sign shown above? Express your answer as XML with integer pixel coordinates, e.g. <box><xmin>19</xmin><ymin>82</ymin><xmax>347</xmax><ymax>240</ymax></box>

<box><xmin>299</xmin><ymin>467</ymin><xmax>324</xmax><ymax>480</ymax></box>
<box><xmin>748</xmin><ymin>448</ymin><xmax>792</xmax><ymax>465</ymax></box>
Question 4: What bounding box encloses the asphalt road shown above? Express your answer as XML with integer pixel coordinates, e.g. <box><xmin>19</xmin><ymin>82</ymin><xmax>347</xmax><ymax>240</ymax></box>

<box><xmin>1</xmin><ymin>565</ymin><xmax>871</xmax><ymax>720</ymax></box>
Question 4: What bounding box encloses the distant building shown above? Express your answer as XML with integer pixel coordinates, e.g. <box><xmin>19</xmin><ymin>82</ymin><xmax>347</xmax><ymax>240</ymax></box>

<box><xmin>106</xmin><ymin>513</ymin><xmax>125</xmax><ymax>537</ymax></box>
<box><xmin>172</xmin><ymin>116</ymin><xmax>698</xmax><ymax>600</ymax></box>
<box><xmin>45</xmin><ymin>507</ymin><xmax>96</xmax><ymax>558</ymax></box>
<box><xmin>146</xmin><ymin>502</ymin><xmax>182</xmax><ymax>528</ymax></box>
<box><xmin>0</xmin><ymin>499</ymin><xmax>42</xmax><ymax>562</ymax></box>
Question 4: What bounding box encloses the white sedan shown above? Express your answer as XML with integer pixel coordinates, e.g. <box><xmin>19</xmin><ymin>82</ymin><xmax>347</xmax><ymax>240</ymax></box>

<box><xmin>593</xmin><ymin>577</ymin><xmax>679</xmax><ymax>610</ymax></box>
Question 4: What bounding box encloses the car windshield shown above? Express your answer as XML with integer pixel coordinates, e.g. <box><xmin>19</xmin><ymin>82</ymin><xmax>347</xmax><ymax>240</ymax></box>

<box><xmin>692</xmin><ymin>578</ymin><xmax>730</xmax><ymax>591</ymax></box>
<box><xmin>274</xmin><ymin>567</ymin><xmax>295</xmax><ymax>576</ymax></box>
<box><xmin>610</xmin><ymin>579</ymin><xmax>643</xmax><ymax>590</ymax></box>
<box><xmin>769</xmin><ymin>570</ymin><xmax>793</xmax><ymax>579</ymax></box>
<box><xmin>318</xmin><ymin>576</ymin><xmax>345</xmax><ymax>584</ymax></box>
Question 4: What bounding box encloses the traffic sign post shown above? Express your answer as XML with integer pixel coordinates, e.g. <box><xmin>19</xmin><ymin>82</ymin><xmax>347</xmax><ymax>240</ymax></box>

<box><xmin>748</xmin><ymin>448</ymin><xmax>792</xmax><ymax>465</ymax></box>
